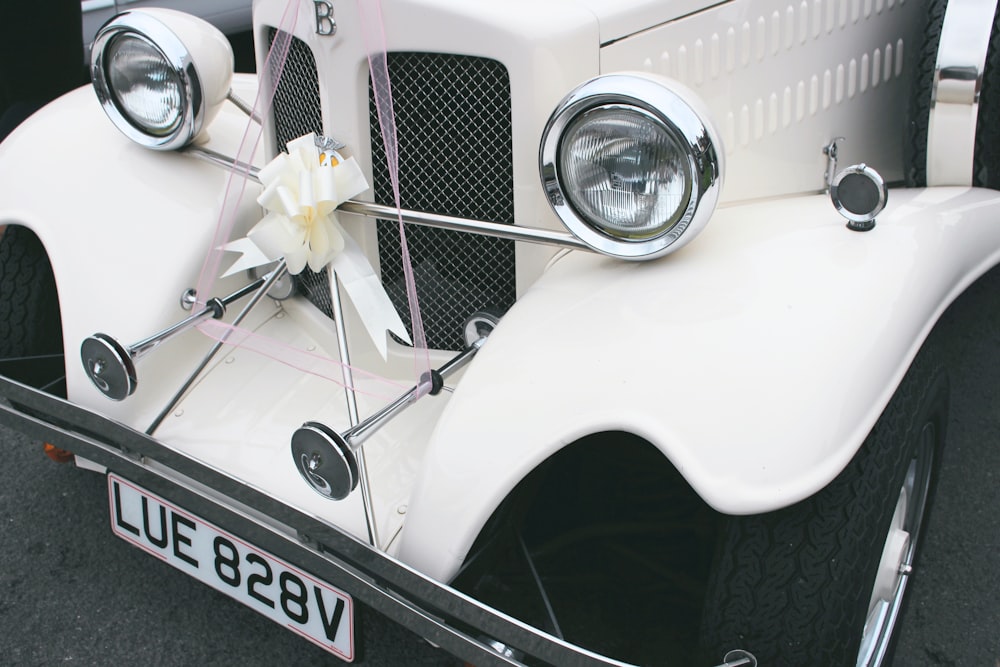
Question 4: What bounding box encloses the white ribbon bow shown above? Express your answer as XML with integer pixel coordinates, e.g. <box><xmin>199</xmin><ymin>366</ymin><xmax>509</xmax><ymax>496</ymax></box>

<box><xmin>251</xmin><ymin>133</ymin><xmax>361</xmax><ymax>274</ymax></box>
<box><xmin>223</xmin><ymin>133</ymin><xmax>411</xmax><ymax>358</ymax></box>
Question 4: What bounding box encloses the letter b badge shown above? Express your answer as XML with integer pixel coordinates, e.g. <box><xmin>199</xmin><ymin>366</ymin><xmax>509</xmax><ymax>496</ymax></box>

<box><xmin>314</xmin><ymin>1</ymin><xmax>337</xmax><ymax>36</ymax></box>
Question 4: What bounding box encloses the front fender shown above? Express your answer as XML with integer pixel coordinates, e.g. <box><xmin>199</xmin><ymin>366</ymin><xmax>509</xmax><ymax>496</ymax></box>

<box><xmin>400</xmin><ymin>187</ymin><xmax>1000</xmax><ymax>582</ymax></box>
<box><xmin>0</xmin><ymin>79</ymin><xmax>263</xmax><ymax>428</ymax></box>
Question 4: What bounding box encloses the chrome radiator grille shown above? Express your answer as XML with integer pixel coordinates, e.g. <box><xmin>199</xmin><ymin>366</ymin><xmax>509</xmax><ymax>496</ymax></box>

<box><xmin>370</xmin><ymin>53</ymin><xmax>516</xmax><ymax>351</ymax></box>
<box><xmin>269</xmin><ymin>33</ymin><xmax>517</xmax><ymax>350</ymax></box>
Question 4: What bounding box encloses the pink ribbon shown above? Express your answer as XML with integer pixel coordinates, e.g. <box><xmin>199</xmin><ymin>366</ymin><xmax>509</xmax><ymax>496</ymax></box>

<box><xmin>356</xmin><ymin>0</ymin><xmax>431</xmax><ymax>380</ymax></box>
<box><xmin>195</xmin><ymin>2</ymin><xmax>301</xmax><ymax>302</ymax></box>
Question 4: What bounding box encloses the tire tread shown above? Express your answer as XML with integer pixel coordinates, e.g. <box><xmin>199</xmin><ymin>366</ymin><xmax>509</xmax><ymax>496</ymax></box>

<box><xmin>700</xmin><ymin>353</ymin><xmax>948</xmax><ymax>666</ymax></box>
<box><xmin>0</xmin><ymin>226</ymin><xmax>64</xmax><ymax>391</ymax></box>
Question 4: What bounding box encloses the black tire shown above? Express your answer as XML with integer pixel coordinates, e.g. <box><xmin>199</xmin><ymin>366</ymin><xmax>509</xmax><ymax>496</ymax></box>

<box><xmin>0</xmin><ymin>226</ymin><xmax>65</xmax><ymax>396</ymax></box>
<box><xmin>904</xmin><ymin>0</ymin><xmax>947</xmax><ymax>187</ymax></box>
<box><xmin>906</xmin><ymin>0</ymin><xmax>1000</xmax><ymax>188</ymax></box>
<box><xmin>699</xmin><ymin>353</ymin><xmax>948</xmax><ymax>666</ymax></box>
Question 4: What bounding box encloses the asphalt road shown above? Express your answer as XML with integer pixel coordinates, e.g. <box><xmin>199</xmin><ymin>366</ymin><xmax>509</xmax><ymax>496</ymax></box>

<box><xmin>2</xmin><ymin>267</ymin><xmax>1000</xmax><ymax>667</ymax></box>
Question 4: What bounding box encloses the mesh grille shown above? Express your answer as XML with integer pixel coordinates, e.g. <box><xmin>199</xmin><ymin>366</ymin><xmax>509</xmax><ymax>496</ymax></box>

<box><xmin>370</xmin><ymin>53</ymin><xmax>516</xmax><ymax>351</ymax></box>
<box><xmin>268</xmin><ymin>29</ymin><xmax>334</xmax><ymax>317</ymax></box>
<box><xmin>268</xmin><ymin>37</ymin><xmax>518</xmax><ymax>351</ymax></box>
<box><xmin>268</xmin><ymin>29</ymin><xmax>322</xmax><ymax>150</ymax></box>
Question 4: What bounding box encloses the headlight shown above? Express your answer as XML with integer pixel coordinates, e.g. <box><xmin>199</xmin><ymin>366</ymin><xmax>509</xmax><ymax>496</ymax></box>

<box><xmin>540</xmin><ymin>74</ymin><xmax>723</xmax><ymax>260</ymax></box>
<box><xmin>91</xmin><ymin>9</ymin><xmax>234</xmax><ymax>150</ymax></box>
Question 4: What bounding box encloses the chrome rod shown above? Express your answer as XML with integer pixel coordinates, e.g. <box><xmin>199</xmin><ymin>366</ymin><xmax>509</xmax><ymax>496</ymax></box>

<box><xmin>338</xmin><ymin>200</ymin><xmax>590</xmax><ymax>251</ymax></box>
<box><xmin>82</xmin><ymin>276</ymin><xmax>269</xmax><ymax>401</ymax></box>
<box><xmin>130</xmin><ymin>278</ymin><xmax>265</xmax><ymax>359</ymax></box>
<box><xmin>226</xmin><ymin>89</ymin><xmax>263</xmax><ymax>124</ymax></box>
<box><xmin>290</xmin><ymin>335</ymin><xmax>489</xmax><ymax>502</ymax></box>
<box><xmin>185</xmin><ymin>145</ymin><xmax>260</xmax><ymax>178</ymax></box>
<box><xmin>329</xmin><ymin>271</ymin><xmax>380</xmax><ymax>550</ymax></box>
<box><xmin>342</xmin><ymin>337</ymin><xmax>484</xmax><ymax>451</ymax></box>
<box><xmin>146</xmin><ymin>262</ymin><xmax>289</xmax><ymax>434</ymax></box>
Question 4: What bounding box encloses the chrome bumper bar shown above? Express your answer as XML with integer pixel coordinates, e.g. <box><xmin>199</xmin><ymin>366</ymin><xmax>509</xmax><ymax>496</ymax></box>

<box><xmin>0</xmin><ymin>376</ymin><xmax>631</xmax><ymax>667</ymax></box>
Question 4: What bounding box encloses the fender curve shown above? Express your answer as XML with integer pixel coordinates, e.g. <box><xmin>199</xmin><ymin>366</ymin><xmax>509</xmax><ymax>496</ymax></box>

<box><xmin>399</xmin><ymin>186</ymin><xmax>1000</xmax><ymax>583</ymax></box>
<box><xmin>0</xmin><ymin>79</ymin><xmax>264</xmax><ymax>428</ymax></box>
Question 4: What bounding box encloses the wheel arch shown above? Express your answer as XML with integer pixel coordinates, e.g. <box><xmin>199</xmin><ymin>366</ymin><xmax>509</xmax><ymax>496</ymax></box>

<box><xmin>448</xmin><ymin>430</ymin><xmax>722</xmax><ymax>662</ymax></box>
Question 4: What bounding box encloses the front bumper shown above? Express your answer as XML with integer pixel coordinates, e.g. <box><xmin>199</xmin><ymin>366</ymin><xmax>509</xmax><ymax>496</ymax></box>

<box><xmin>0</xmin><ymin>375</ymin><xmax>630</xmax><ymax>667</ymax></box>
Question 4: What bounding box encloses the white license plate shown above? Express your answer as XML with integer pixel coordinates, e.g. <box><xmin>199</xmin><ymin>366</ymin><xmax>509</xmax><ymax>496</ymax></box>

<box><xmin>108</xmin><ymin>473</ymin><xmax>354</xmax><ymax>661</ymax></box>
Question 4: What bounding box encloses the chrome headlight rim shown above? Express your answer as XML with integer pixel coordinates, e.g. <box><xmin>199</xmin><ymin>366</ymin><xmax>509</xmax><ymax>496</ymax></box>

<box><xmin>540</xmin><ymin>74</ymin><xmax>722</xmax><ymax>260</ymax></box>
<box><xmin>91</xmin><ymin>11</ymin><xmax>204</xmax><ymax>151</ymax></box>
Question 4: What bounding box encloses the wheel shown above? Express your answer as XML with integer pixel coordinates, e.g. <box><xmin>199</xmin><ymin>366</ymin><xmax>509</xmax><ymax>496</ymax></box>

<box><xmin>699</xmin><ymin>353</ymin><xmax>948</xmax><ymax>667</ymax></box>
<box><xmin>906</xmin><ymin>0</ymin><xmax>1000</xmax><ymax>188</ymax></box>
<box><xmin>0</xmin><ymin>226</ymin><xmax>65</xmax><ymax>396</ymax></box>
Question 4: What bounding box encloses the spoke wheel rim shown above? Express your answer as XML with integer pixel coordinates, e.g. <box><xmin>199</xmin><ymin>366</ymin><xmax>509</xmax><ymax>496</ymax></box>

<box><xmin>857</xmin><ymin>423</ymin><xmax>936</xmax><ymax>667</ymax></box>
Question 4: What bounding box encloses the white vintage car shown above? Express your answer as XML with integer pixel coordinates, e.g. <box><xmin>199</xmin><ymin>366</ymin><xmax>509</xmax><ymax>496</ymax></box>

<box><xmin>0</xmin><ymin>0</ymin><xmax>995</xmax><ymax>664</ymax></box>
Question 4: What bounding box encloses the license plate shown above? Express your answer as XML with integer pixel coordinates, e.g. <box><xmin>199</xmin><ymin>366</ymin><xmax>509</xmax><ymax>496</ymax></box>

<box><xmin>108</xmin><ymin>473</ymin><xmax>354</xmax><ymax>661</ymax></box>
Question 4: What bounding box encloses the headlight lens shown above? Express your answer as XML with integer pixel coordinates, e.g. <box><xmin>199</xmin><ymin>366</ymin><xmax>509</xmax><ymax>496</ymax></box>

<box><xmin>105</xmin><ymin>34</ymin><xmax>184</xmax><ymax>137</ymax></box>
<box><xmin>541</xmin><ymin>74</ymin><xmax>723</xmax><ymax>260</ymax></box>
<box><xmin>559</xmin><ymin>105</ymin><xmax>693</xmax><ymax>240</ymax></box>
<box><xmin>91</xmin><ymin>9</ymin><xmax>233</xmax><ymax>151</ymax></box>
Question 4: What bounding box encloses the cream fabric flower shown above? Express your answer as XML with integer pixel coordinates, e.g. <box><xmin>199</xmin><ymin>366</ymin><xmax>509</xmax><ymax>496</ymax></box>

<box><xmin>250</xmin><ymin>134</ymin><xmax>368</xmax><ymax>274</ymax></box>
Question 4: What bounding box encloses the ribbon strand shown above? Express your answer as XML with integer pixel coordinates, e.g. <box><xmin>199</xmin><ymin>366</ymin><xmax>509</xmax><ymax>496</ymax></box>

<box><xmin>356</xmin><ymin>0</ymin><xmax>431</xmax><ymax>382</ymax></box>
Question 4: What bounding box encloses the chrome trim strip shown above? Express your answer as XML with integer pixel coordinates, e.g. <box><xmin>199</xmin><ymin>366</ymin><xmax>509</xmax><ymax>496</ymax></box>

<box><xmin>931</xmin><ymin>0</ymin><xmax>999</xmax><ymax>107</ymax></box>
<box><xmin>927</xmin><ymin>0</ymin><xmax>1000</xmax><ymax>185</ymax></box>
<box><xmin>0</xmin><ymin>376</ymin><xmax>633</xmax><ymax>666</ymax></box>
